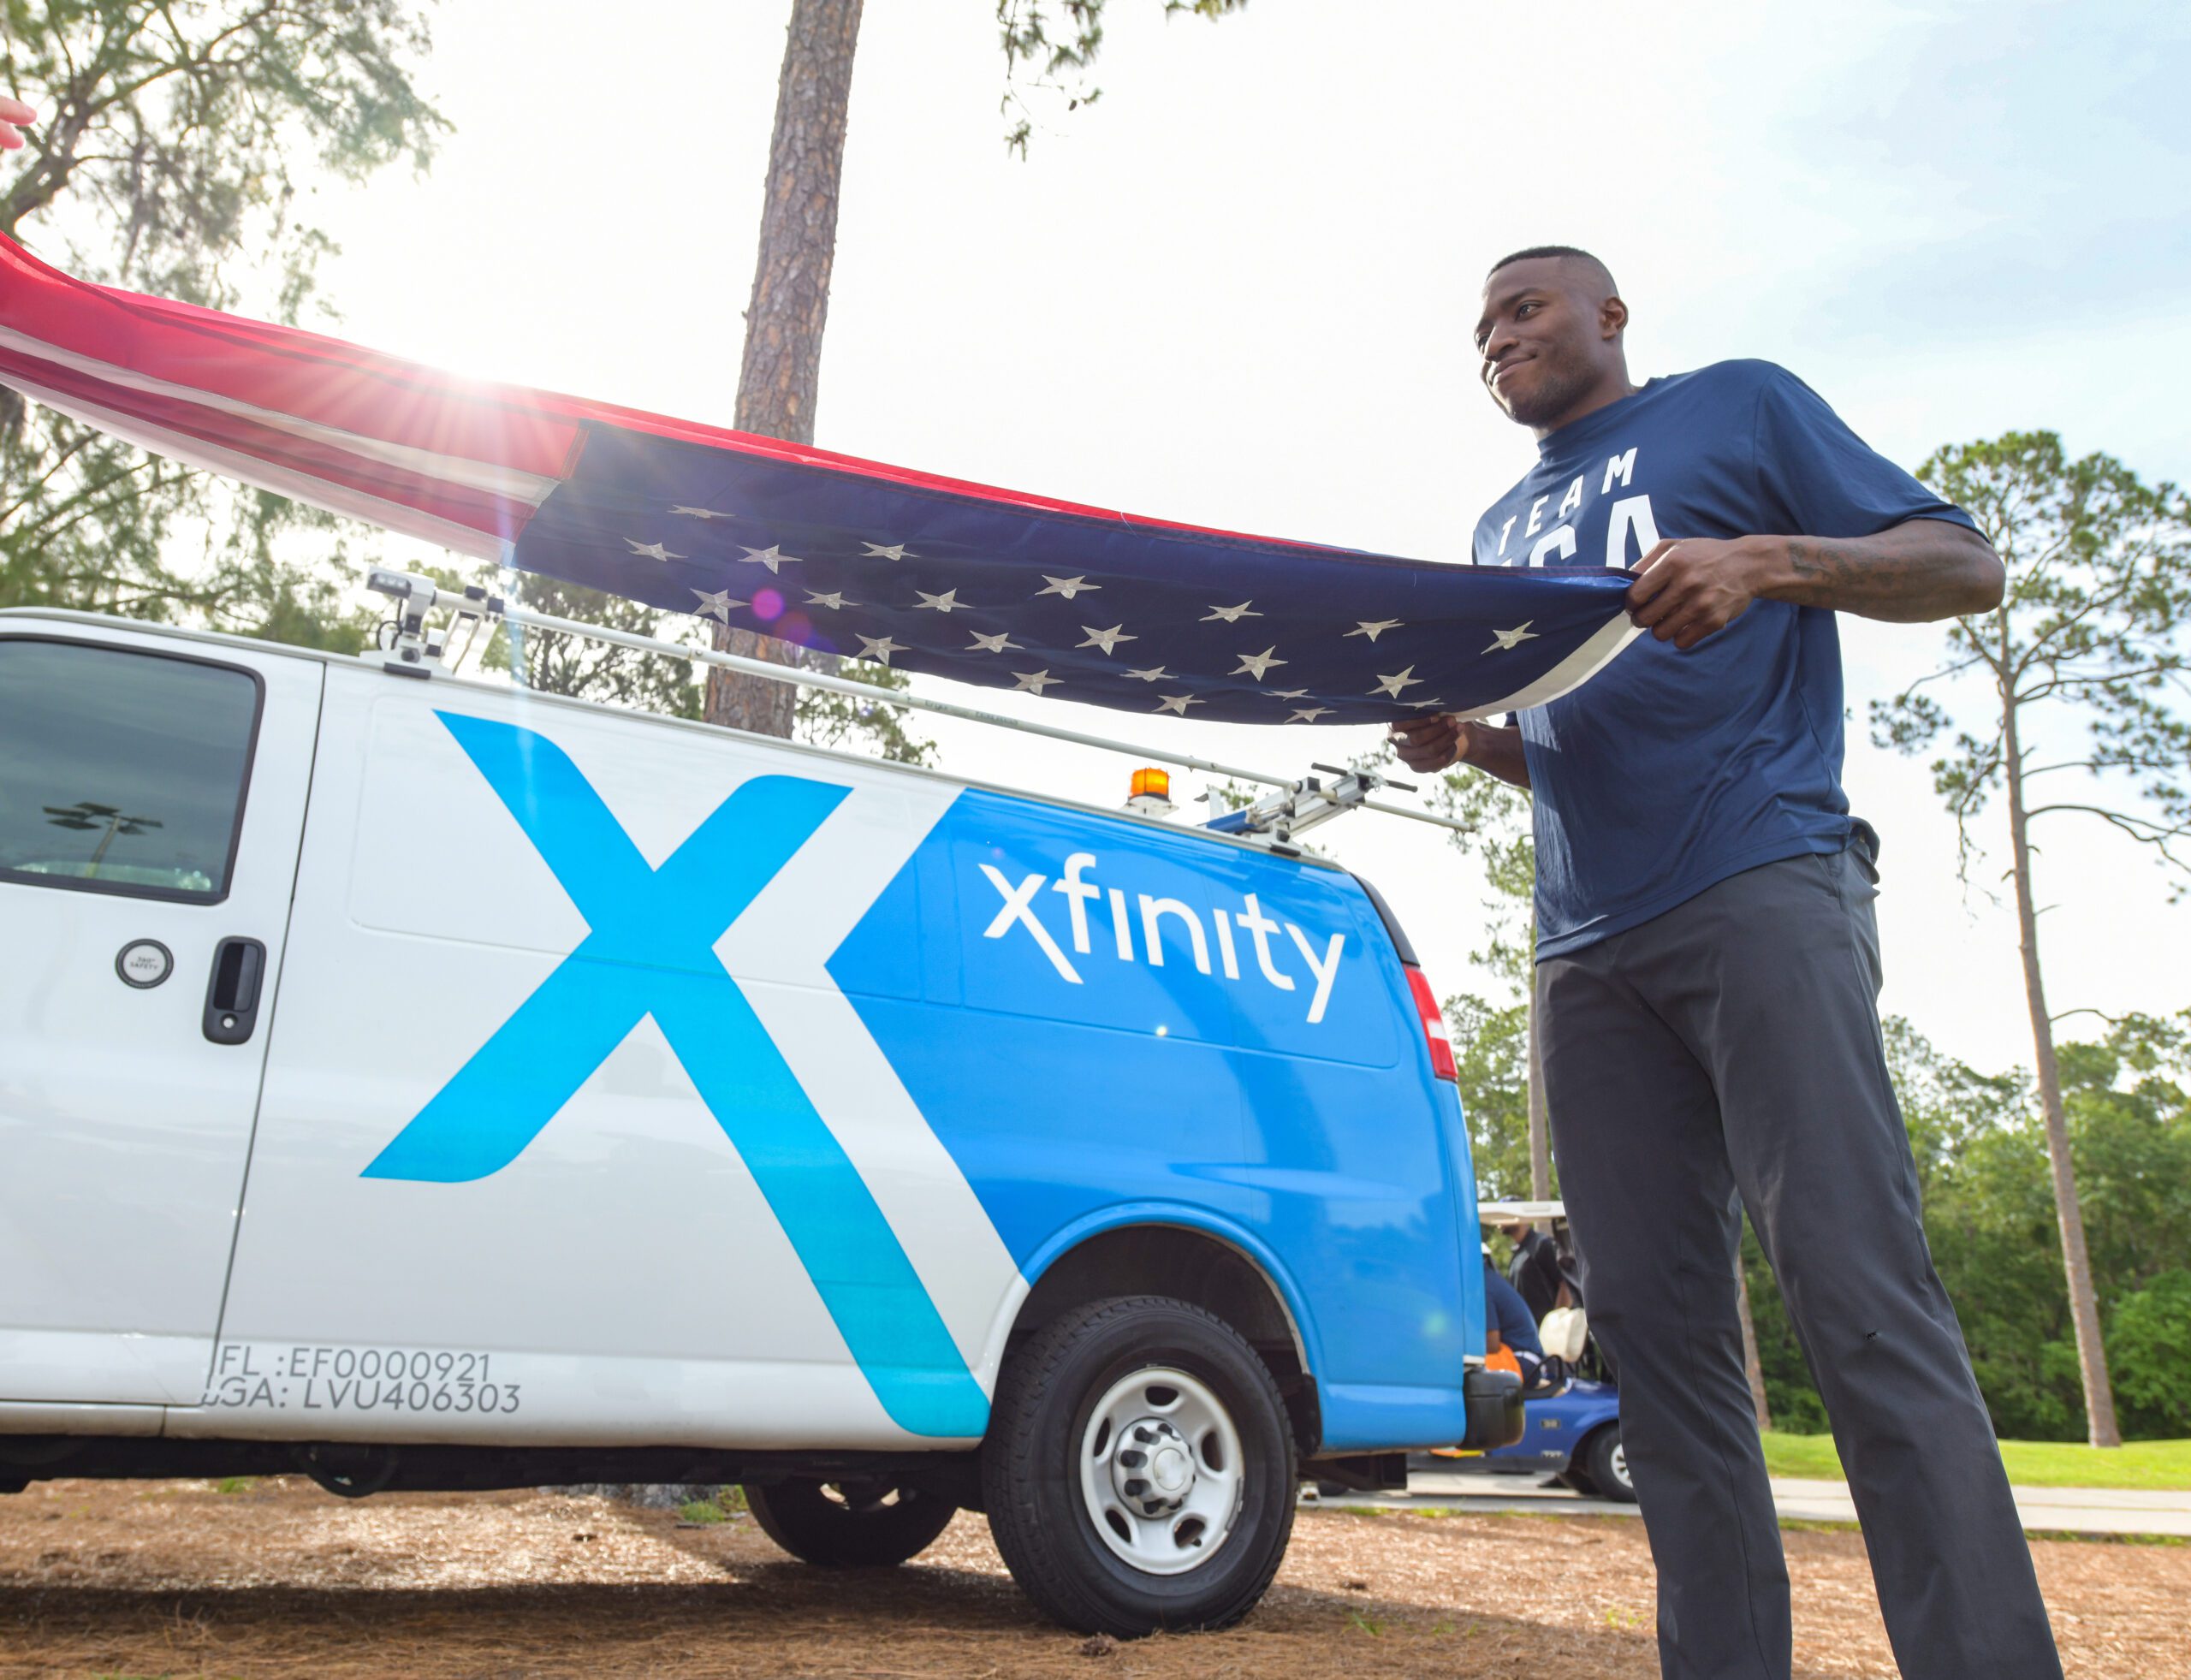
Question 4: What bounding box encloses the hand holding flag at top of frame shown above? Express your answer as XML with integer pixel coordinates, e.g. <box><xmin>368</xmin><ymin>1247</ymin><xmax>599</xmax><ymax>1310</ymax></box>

<box><xmin>0</xmin><ymin>232</ymin><xmax>1637</xmax><ymax>726</ymax></box>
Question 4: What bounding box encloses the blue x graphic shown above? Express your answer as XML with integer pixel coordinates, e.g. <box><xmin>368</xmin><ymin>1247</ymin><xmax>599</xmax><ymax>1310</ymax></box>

<box><xmin>363</xmin><ymin>710</ymin><xmax>989</xmax><ymax>1438</ymax></box>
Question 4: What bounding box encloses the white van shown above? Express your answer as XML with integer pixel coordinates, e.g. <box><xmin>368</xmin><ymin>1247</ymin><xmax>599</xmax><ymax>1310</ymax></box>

<box><xmin>0</xmin><ymin>606</ymin><xmax>1517</xmax><ymax>1635</ymax></box>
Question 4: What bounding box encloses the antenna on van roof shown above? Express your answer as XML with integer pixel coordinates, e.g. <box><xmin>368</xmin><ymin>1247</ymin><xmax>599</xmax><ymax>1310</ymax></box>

<box><xmin>365</xmin><ymin>568</ymin><xmax>1470</xmax><ymax>842</ymax></box>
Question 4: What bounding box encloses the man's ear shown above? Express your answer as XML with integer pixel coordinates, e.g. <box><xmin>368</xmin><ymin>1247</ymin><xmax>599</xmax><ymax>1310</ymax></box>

<box><xmin>1600</xmin><ymin>294</ymin><xmax>1629</xmax><ymax>340</ymax></box>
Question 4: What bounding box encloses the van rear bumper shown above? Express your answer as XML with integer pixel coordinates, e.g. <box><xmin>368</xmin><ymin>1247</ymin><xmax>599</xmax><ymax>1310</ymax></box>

<box><xmin>1460</xmin><ymin>1367</ymin><xmax>1525</xmax><ymax>1450</ymax></box>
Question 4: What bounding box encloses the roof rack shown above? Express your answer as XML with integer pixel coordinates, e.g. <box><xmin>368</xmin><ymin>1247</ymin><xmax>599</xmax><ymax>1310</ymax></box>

<box><xmin>365</xmin><ymin>567</ymin><xmax>1470</xmax><ymax>842</ymax></box>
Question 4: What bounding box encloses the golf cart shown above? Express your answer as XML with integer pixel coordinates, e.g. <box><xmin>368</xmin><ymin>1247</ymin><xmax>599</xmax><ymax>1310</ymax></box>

<box><xmin>1428</xmin><ymin>1200</ymin><xmax>1634</xmax><ymax>1502</ymax></box>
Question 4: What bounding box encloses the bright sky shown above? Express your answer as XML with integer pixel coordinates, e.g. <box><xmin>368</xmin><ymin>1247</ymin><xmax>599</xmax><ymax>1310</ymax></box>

<box><xmin>299</xmin><ymin>0</ymin><xmax>2188</xmax><ymax>1077</ymax></box>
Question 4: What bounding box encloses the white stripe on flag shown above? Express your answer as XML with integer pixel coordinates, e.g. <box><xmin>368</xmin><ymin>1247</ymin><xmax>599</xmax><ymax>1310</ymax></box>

<box><xmin>2</xmin><ymin>370</ymin><xmax>515</xmax><ymax>558</ymax></box>
<box><xmin>1453</xmin><ymin>613</ymin><xmax>1642</xmax><ymax>721</ymax></box>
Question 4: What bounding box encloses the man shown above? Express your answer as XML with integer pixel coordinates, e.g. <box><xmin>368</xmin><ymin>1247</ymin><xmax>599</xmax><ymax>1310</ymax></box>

<box><xmin>1391</xmin><ymin>246</ymin><xmax>2059</xmax><ymax>1680</ymax></box>
<box><xmin>1502</xmin><ymin>1216</ymin><xmax>1565</xmax><ymax>1321</ymax></box>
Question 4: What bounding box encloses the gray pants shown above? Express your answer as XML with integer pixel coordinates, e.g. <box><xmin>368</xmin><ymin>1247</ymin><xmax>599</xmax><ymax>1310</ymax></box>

<box><xmin>1536</xmin><ymin>843</ymin><xmax>2061</xmax><ymax>1680</ymax></box>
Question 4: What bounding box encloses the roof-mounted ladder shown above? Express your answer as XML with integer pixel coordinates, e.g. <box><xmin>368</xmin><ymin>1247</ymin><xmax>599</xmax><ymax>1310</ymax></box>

<box><xmin>365</xmin><ymin>567</ymin><xmax>1470</xmax><ymax>843</ymax></box>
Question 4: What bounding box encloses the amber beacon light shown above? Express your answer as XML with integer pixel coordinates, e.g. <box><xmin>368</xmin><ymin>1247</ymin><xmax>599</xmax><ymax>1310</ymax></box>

<box><xmin>1125</xmin><ymin>768</ymin><xmax>1176</xmax><ymax>817</ymax></box>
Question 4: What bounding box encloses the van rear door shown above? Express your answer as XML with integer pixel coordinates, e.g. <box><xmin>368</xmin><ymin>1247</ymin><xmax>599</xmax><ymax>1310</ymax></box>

<box><xmin>0</xmin><ymin>625</ymin><xmax>320</xmax><ymax>1406</ymax></box>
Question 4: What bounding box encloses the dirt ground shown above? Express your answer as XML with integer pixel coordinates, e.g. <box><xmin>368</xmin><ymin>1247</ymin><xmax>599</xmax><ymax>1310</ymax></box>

<box><xmin>0</xmin><ymin>1479</ymin><xmax>2182</xmax><ymax>1678</ymax></box>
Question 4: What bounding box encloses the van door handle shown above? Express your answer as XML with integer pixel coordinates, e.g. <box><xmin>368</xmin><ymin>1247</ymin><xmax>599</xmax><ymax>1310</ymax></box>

<box><xmin>203</xmin><ymin>937</ymin><xmax>268</xmax><ymax>1046</ymax></box>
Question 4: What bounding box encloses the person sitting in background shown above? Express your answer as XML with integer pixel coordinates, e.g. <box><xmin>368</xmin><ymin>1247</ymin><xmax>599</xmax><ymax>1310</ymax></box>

<box><xmin>1484</xmin><ymin>1250</ymin><xmax>1554</xmax><ymax>1390</ymax></box>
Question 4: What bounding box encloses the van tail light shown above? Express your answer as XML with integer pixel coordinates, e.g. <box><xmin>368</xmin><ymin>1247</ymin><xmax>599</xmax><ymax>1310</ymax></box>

<box><xmin>1404</xmin><ymin>965</ymin><xmax>1458</xmax><ymax>1083</ymax></box>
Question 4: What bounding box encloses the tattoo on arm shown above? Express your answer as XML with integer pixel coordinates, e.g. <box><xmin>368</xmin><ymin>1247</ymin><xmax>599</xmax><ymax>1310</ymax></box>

<box><xmin>1772</xmin><ymin>522</ymin><xmax>2003</xmax><ymax>623</ymax></box>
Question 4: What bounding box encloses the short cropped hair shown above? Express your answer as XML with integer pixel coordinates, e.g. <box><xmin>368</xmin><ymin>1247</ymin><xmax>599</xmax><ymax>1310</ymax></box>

<box><xmin>1487</xmin><ymin>246</ymin><xmax>1617</xmax><ymax>293</ymax></box>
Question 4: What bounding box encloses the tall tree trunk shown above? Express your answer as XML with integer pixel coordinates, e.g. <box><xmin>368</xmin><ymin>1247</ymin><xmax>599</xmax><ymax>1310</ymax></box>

<box><xmin>705</xmin><ymin>0</ymin><xmax>865</xmax><ymax>736</ymax></box>
<box><xmin>2004</xmin><ymin>687</ymin><xmax>2120</xmax><ymax>1446</ymax></box>
<box><xmin>1525</xmin><ymin>916</ymin><xmax>1552</xmax><ymax>1239</ymax></box>
<box><xmin>1737</xmin><ymin>1254</ymin><xmax>1772</xmax><ymax>1433</ymax></box>
<box><xmin>1525</xmin><ymin>983</ymin><xmax>1552</xmax><ymax>1206</ymax></box>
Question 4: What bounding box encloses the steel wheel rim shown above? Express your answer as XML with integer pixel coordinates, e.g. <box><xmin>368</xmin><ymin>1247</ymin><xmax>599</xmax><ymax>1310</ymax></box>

<box><xmin>1608</xmin><ymin>1441</ymin><xmax>1630</xmax><ymax>1489</ymax></box>
<box><xmin>1078</xmin><ymin>1365</ymin><xmax>1245</xmax><ymax>1576</ymax></box>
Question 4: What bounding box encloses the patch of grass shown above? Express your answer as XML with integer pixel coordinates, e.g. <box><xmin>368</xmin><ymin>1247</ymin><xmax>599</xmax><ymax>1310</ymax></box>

<box><xmin>1760</xmin><ymin>1433</ymin><xmax>2191</xmax><ymax>1491</ymax></box>
<box><xmin>213</xmin><ymin>1476</ymin><xmax>256</xmax><ymax>1495</ymax></box>
<box><xmin>674</xmin><ymin>1487</ymin><xmax>747</xmax><ymax>1525</ymax></box>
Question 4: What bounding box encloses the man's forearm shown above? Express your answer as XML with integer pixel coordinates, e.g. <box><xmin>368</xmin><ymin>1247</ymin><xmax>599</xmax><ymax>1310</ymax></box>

<box><xmin>1753</xmin><ymin>519</ymin><xmax>2004</xmax><ymax>623</ymax></box>
<box><xmin>1459</xmin><ymin>721</ymin><xmax>1532</xmax><ymax>789</ymax></box>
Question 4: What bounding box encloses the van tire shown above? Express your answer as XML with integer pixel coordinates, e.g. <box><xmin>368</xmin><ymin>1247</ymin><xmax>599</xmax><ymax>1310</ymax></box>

<box><xmin>742</xmin><ymin>1479</ymin><xmax>957</xmax><ymax>1567</ymax></box>
<box><xmin>982</xmin><ymin>1295</ymin><xmax>1296</xmax><ymax>1636</ymax></box>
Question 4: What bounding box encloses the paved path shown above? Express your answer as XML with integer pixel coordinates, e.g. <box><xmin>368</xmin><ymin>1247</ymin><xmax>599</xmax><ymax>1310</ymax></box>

<box><xmin>1309</xmin><ymin>1471</ymin><xmax>2191</xmax><ymax>1538</ymax></box>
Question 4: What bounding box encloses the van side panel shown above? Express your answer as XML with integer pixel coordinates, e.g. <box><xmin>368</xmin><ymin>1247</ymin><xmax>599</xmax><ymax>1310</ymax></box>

<box><xmin>832</xmin><ymin>790</ymin><xmax>1483</xmax><ymax>1450</ymax></box>
<box><xmin>205</xmin><ymin>673</ymin><xmax>1020</xmax><ymax>1448</ymax></box>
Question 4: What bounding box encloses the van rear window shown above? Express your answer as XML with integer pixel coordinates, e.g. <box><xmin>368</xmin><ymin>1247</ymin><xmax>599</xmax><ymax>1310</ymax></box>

<box><xmin>0</xmin><ymin>639</ymin><xmax>260</xmax><ymax>903</ymax></box>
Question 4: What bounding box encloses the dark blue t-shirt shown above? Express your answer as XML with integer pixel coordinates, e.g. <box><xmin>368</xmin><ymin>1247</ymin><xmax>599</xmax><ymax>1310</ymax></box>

<box><xmin>1469</xmin><ymin>360</ymin><xmax>1974</xmax><ymax>959</ymax></box>
<box><xmin>1484</xmin><ymin>1259</ymin><xmax>1543</xmax><ymax>1357</ymax></box>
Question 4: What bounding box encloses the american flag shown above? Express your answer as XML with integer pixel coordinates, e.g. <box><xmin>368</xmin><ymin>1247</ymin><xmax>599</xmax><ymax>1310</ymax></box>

<box><xmin>0</xmin><ymin>232</ymin><xmax>1636</xmax><ymax>725</ymax></box>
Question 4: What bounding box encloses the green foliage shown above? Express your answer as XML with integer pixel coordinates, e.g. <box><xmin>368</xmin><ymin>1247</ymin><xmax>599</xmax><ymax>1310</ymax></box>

<box><xmin>1429</xmin><ymin>757</ymin><xmax>1547</xmax><ymax>1201</ymax></box>
<box><xmin>795</xmin><ymin>658</ymin><xmax>933</xmax><ymax>766</ymax></box>
<box><xmin>0</xmin><ymin>0</ymin><xmax>447</xmax><ymax>647</ymax></box>
<box><xmin>1742</xmin><ymin>1012</ymin><xmax>2191</xmax><ymax>1440</ymax></box>
<box><xmin>1873</xmin><ymin>431</ymin><xmax>2191</xmax><ymax>881</ymax></box>
<box><xmin>484</xmin><ymin>574</ymin><xmax>706</xmax><ymax>720</ymax></box>
<box><xmin>2111</xmin><ymin>1272</ymin><xmax>2191</xmax><ymax>1439</ymax></box>
<box><xmin>1429</xmin><ymin>763</ymin><xmax>1534</xmax><ymax>985</ymax></box>
<box><xmin>1443</xmin><ymin>988</ymin><xmax>1531</xmax><ymax>1201</ymax></box>
<box><xmin>996</xmin><ymin>0</ymin><xmax>1250</xmax><ymax>157</ymax></box>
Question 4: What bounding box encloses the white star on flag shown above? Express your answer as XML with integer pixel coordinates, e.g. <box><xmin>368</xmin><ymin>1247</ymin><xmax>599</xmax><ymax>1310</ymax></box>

<box><xmin>739</xmin><ymin>544</ymin><xmax>802</xmax><ymax>573</ymax></box>
<box><xmin>1013</xmin><ymin>668</ymin><xmax>1060</xmax><ymax>695</ymax></box>
<box><xmin>1484</xmin><ymin>620</ymin><xmax>1539</xmax><ymax>652</ymax></box>
<box><xmin>1232</xmin><ymin>646</ymin><xmax>1287</xmax><ymax>681</ymax></box>
<box><xmin>1201</xmin><ymin>601</ymin><xmax>1262</xmax><ymax>623</ymax></box>
<box><xmin>1154</xmin><ymin>693</ymin><xmax>1206</xmax><ymax>715</ymax></box>
<box><xmin>857</xmin><ymin>634</ymin><xmax>905</xmax><ymax>665</ymax></box>
<box><xmin>914</xmin><ymin>587</ymin><xmax>965</xmax><ymax>613</ymax></box>
<box><xmin>1346</xmin><ymin>619</ymin><xmax>1404</xmax><ymax>642</ymax></box>
<box><xmin>804</xmin><ymin>589</ymin><xmax>853</xmax><ymax>610</ymax></box>
<box><xmin>1078</xmin><ymin>624</ymin><xmax>1137</xmax><ymax>655</ymax></box>
<box><xmin>1122</xmin><ymin>665</ymin><xmax>1173</xmax><ymax>683</ymax></box>
<box><xmin>625</xmin><ymin>537</ymin><xmax>686</xmax><ymax>562</ymax></box>
<box><xmin>1404</xmin><ymin>697</ymin><xmax>1446</xmax><ymax>709</ymax></box>
<box><xmin>690</xmin><ymin>587</ymin><xmax>745</xmax><ymax>622</ymax></box>
<box><xmin>1036</xmin><ymin>574</ymin><xmax>1099</xmax><ymax>599</ymax></box>
<box><xmin>670</xmin><ymin>505</ymin><xmax>733</xmax><ymax>520</ymax></box>
<box><xmin>1372</xmin><ymin>665</ymin><xmax>1423</xmax><ymax>698</ymax></box>
<box><xmin>860</xmin><ymin>542</ymin><xmax>911</xmax><ymax>561</ymax></box>
<box><xmin>1268</xmin><ymin>687</ymin><xmax>1310</xmax><ymax>700</ymax></box>
<box><xmin>968</xmin><ymin>629</ymin><xmax>1022</xmax><ymax>653</ymax></box>
<box><xmin>1287</xmin><ymin>707</ymin><xmax>1333</xmax><ymax>723</ymax></box>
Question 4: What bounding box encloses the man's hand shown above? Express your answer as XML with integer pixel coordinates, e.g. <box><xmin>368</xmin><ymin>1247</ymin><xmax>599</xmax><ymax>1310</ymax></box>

<box><xmin>1624</xmin><ymin>536</ymin><xmax>1771</xmax><ymax>650</ymax></box>
<box><xmin>1387</xmin><ymin>714</ymin><xmax>1533</xmax><ymax>789</ymax></box>
<box><xmin>1389</xmin><ymin>712</ymin><xmax>1464</xmax><ymax>775</ymax></box>
<box><xmin>1</xmin><ymin>97</ymin><xmax>37</xmax><ymax>151</ymax></box>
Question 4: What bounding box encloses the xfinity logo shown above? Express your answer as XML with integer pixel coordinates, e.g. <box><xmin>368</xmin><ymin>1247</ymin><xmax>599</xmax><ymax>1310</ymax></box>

<box><xmin>980</xmin><ymin>852</ymin><xmax>1346</xmax><ymax>1024</ymax></box>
